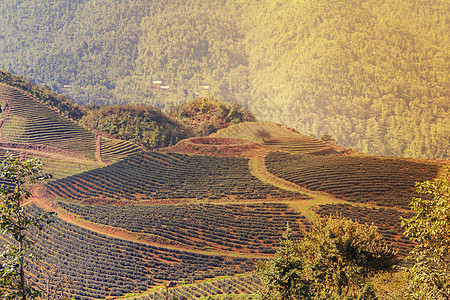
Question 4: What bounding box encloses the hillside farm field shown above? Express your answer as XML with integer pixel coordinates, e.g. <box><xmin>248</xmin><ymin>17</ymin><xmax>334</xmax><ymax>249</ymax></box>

<box><xmin>46</xmin><ymin>151</ymin><xmax>306</xmax><ymax>202</ymax></box>
<box><xmin>265</xmin><ymin>152</ymin><xmax>441</xmax><ymax>209</ymax></box>
<box><xmin>58</xmin><ymin>202</ymin><xmax>311</xmax><ymax>254</ymax></box>
<box><xmin>3</xmin><ymin>206</ymin><xmax>256</xmax><ymax>300</ymax></box>
<box><xmin>99</xmin><ymin>136</ymin><xmax>142</xmax><ymax>163</ymax></box>
<box><xmin>133</xmin><ymin>274</ymin><xmax>261</xmax><ymax>300</ymax></box>
<box><xmin>0</xmin><ymin>84</ymin><xmax>96</xmax><ymax>159</ymax></box>
<box><xmin>0</xmin><ymin>78</ymin><xmax>447</xmax><ymax>299</ymax></box>
<box><xmin>213</xmin><ymin>121</ymin><xmax>339</xmax><ymax>155</ymax></box>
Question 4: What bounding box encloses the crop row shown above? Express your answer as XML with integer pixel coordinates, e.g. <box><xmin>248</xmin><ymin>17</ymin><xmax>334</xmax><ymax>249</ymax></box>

<box><xmin>315</xmin><ymin>203</ymin><xmax>414</xmax><ymax>257</ymax></box>
<box><xmin>100</xmin><ymin>136</ymin><xmax>142</xmax><ymax>162</ymax></box>
<box><xmin>135</xmin><ymin>274</ymin><xmax>261</xmax><ymax>299</ymax></box>
<box><xmin>20</xmin><ymin>205</ymin><xmax>256</xmax><ymax>300</ymax></box>
<box><xmin>213</xmin><ymin>121</ymin><xmax>334</xmax><ymax>154</ymax></box>
<box><xmin>0</xmin><ymin>85</ymin><xmax>96</xmax><ymax>158</ymax></box>
<box><xmin>47</xmin><ymin>151</ymin><xmax>305</xmax><ymax>202</ymax></box>
<box><xmin>58</xmin><ymin>202</ymin><xmax>311</xmax><ymax>253</ymax></box>
<box><xmin>265</xmin><ymin>152</ymin><xmax>440</xmax><ymax>208</ymax></box>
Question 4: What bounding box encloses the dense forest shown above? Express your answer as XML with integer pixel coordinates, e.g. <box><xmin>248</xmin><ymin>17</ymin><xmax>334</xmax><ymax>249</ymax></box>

<box><xmin>0</xmin><ymin>0</ymin><xmax>448</xmax><ymax>159</ymax></box>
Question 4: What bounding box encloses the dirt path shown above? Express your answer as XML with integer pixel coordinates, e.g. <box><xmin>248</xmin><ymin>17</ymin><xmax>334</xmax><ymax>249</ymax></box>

<box><xmin>29</xmin><ymin>186</ymin><xmax>266</xmax><ymax>259</ymax></box>
<box><xmin>95</xmin><ymin>134</ymin><xmax>103</xmax><ymax>163</ymax></box>
<box><xmin>248</xmin><ymin>151</ymin><xmax>414</xmax><ymax>220</ymax></box>
<box><xmin>0</xmin><ymin>84</ymin><xmax>11</xmax><ymax>142</ymax></box>
<box><xmin>248</xmin><ymin>151</ymin><xmax>358</xmax><ymax>220</ymax></box>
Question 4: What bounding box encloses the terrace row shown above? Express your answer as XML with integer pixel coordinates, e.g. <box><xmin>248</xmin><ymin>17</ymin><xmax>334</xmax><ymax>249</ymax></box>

<box><xmin>16</xmin><ymin>205</ymin><xmax>256</xmax><ymax>300</ymax></box>
<box><xmin>265</xmin><ymin>152</ymin><xmax>440</xmax><ymax>208</ymax></box>
<box><xmin>58</xmin><ymin>202</ymin><xmax>311</xmax><ymax>253</ymax></box>
<box><xmin>47</xmin><ymin>152</ymin><xmax>306</xmax><ymax>202</ymax></box>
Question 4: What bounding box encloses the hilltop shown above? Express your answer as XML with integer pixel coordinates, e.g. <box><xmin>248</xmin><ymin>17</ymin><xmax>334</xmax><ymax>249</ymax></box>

<box><xmin>0</xmin><ymin>0</ymin><xmax>448</xmax><ymax>159</ymax></box>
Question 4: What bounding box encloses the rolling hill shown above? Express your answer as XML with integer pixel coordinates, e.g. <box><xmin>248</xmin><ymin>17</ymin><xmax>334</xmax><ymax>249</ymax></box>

<box><xmin>0</xmin><ymin>80</ymin><xmax>447</xmax><ymax>299</ymax></box>
<box><xmin>0</xmin><ymin>0</ymin><xmax>448</xmax><ymax>159</ymax></box>
<box><xmin>0</xmin><ymin>83</ymin><xmax>96</xmax><ymax>159</ymax></box>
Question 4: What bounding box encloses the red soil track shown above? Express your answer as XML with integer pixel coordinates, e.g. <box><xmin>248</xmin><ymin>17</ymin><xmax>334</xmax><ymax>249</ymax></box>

<box><xmin>161</xmin><ymin>137</ymin><xmax>266</xmax><ymax>157</ymax></box>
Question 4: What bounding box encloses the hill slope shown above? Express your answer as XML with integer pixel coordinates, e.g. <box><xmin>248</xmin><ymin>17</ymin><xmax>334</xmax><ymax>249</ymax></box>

<box><xmin>0</xmin><ymin>0</ymin><xmax>448</xmax><ymax>159</ymax></box>
<box><xmin>212</xmin><ymin>121</ymin><xmax>341</xmax><ymax>155</ymax></box>
<box><xmin>0</xmin><ymin>83</ymin><xmax>96</xmax><ymax>159</ymax></box>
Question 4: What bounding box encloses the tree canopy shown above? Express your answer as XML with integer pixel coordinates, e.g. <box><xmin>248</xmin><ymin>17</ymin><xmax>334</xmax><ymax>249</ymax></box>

<box><xmin>168</xmin><ymin>97</ymin><xmax>256</xmax><ymax>136</ymax></box>
<box><xmin>79</xmin><ymin>104</ymin><xmax>190</xmax><ymax>149</ymax></box>
<box><xmin>402</xmin><ymin>166</ymin><xmax>450</xmax><ymax>300</ymax></box>
<box><xmin>258</xmin><ymin>216</ymin><xmax>397</xmax><ymax>299</ymax></box>
<box><xmin>0</xmin><ymin>0</ymin><xmax>448</xmax><ymax>159</ymax></box>
<box><xmin>0</xmin><ymin>153</ymin><xmax>54</xmax><ymax>299</ymax></box>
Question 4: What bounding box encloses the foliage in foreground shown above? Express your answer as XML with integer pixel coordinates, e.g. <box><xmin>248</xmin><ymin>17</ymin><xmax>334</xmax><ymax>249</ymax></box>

<box><xmin>0</xmin><ymin>153</ymin><xmax>54</xmax><ymax>299</ymax></box>
<box><xmin>257</xmin><ymin>217</ymin><xmax>397</xmax><ymax>299</ymax></box>
<box><xmin>402</xmin><ymin>166</ymin><xmax>450</xmax><ymax>300</ymax></box>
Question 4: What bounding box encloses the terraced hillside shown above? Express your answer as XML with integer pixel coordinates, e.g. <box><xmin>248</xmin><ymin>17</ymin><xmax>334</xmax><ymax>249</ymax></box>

<box><xmin>58</xmin><ymin>202</ymin><xmax>311</xmax><ymax>254</ymax></box>
<box><xmin>46</xmin><ymin>151</ymin><xmax>305</xmax><ymax>202</ymax></box>
<box><xmin>99</xmin><ymin>136</ymin><xmax>142</xmax><ymax>163</ymax></box>
<box><xmin>132</xmin><ymin>274</ymin><xmax>261</xmax><ymax>300</ymax></box>
<box><xmin>265</xmin><ymin>152</ymin><xmax>441</xmax><ymax>209</ymax></box>
<box><xmin>0</xmin><ymin>83</ymin><xmax>96</xmax><ymax>159</ymax></box>
<box><xmin>17</xmin><ymin>205</ymin><xmax>255</xmax><ymax>300</ymax></box>
<box><xmin>212</xmin><ymin>121</ymin><xmax>340</xmax><ymax>155</ymax></box>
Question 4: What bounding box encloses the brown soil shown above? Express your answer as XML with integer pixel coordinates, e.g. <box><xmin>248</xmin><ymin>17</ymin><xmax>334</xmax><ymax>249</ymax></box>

<box><xmin>161</xmin><ymin>137</ymin><xmax>266</xmax><ymax>157</ymax></box>
<box><xmin>0</xmin><ymin>141</ymin><xmax>88</xmax><ymax>159</ymax></box>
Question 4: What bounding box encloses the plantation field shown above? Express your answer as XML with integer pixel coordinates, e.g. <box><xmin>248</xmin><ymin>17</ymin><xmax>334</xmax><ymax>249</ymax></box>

<box><xmin>15</xmin><ymin>205</ymin><xmax>256</xmax><ymax>300</ymax></box>
<box><xmin>315</xmin><ymin>203</ymin><xmax>414</xmax><ymax>257</ymax></box>
<box><xmin>58</xmin><ymin>202</ymin><xmax>311</xmax><ymax>254</ymax></box>
<box><xmin>46</xmin><ymin>151</ymin><xmax>305</xmax><ymax>202</ymax></box>
<box><xmin>161</xmin><ymin>137</ymin><xmax>265</xmax><ymax>157</ymax></box>
<box><xmin>130</xmin><ymin>274</ymin><xmax>261</xmax><ymax>299</ymax></box>
<box><xmin>0</xmin><ymin>83</ymin><xmax>96</xmax><ymax>159</ymax></box>
<box><xmin>100</xmin><ymin>136</ymin><xmax>142</xmax><ymax>163</ymax></box>
<box><xmin>212</xmin><ymin>121</ymin><xmax>339</xmax><ymax>155</ymax></box>
<box><xmin>265</xmin><ymin>152</ymin><xmax>441</xmax><ymax>208</ymax></box>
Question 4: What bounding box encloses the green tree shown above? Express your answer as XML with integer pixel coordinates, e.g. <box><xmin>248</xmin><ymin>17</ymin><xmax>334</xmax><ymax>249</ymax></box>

<box><xmin>401</xmin><ymin>166</ymin><xmax>450</xmax><ymax>300</ymax></box>
<box><xmin>169</xmin><ymin>97</ymin><xmax>256</xmax><ymax>137</ymax></box>
<box><xmin>258</xmin><ymin>216</ymin><xmax>397</xmax><ymax>300</ymax></box>
<box><xmin>300</xmin><ymin>216</ymin><xmax>396</xmax><ymax>299</ymax></box>
<box><xmin>257</xmin><ymin>224</ymin><xmax>310</xmax><ymax>300</ymax></box>
<box><xmin>0</xmin><ymin>153</ymin><xmax>54</xmax><ymax>299</ymax></box>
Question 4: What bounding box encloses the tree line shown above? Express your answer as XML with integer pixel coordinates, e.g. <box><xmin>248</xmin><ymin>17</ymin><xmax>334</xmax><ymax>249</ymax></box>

<box><xmin>0</xmin><ymin>0</ymin><xmax>448</xmax><ymax>159</ymax></box>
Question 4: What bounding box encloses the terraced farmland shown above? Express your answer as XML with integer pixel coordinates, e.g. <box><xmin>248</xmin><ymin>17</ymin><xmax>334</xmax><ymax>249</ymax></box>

<box><xmin>212</xmin><ymin>121</ymin><xmax>338</xmax><ymax>155</ymax></box>
<box><xmin>46</xmin><ymin>151</ymin><xmax>305</xmax><ymax>202</ymax></box>
<box><xmin>133</xmin><ymin>274</ymin><xmax>261</xmax><ymax>299</ymax></box>
<box><xmin>0</xmin><ymin>84</ymin><xmax>96</xmax><ymax>159</ymax></box>
<box><xmin>265</xmin><ymin>152</ymin><xmax>440</xmax><ymax>208</ymax></box>
<box><xmin>58</xmin><ymin>202</ymin><xmax>311</xmax><ymax>254</ymax></box>
<box><xmin>315</xmin><ymin>203</ymin><xmax>414</xmax><ymax>257</ymax></box>
<box><xmin>17</xmin><ymin>205</ymin><xmax>255</xmax><ymax>300</ymax></box>
<box><xmin>100</xmin><ymin>136</ymin><xmax>142</xmax><ymax>162</ymax></box>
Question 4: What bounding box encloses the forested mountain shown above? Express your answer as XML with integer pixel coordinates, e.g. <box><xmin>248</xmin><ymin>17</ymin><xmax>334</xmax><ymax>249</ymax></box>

<box><xmin>0</xmin><ymin>0</ymin><xmax>448</xmax><ymax>159</ymax></box>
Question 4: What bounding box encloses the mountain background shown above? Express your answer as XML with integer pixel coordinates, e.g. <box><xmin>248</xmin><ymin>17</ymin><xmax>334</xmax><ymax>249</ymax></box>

<box><xmin>0</xmin><ymin>0</ymin><xmax>448</xmax><ymax>159</ymax></box>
